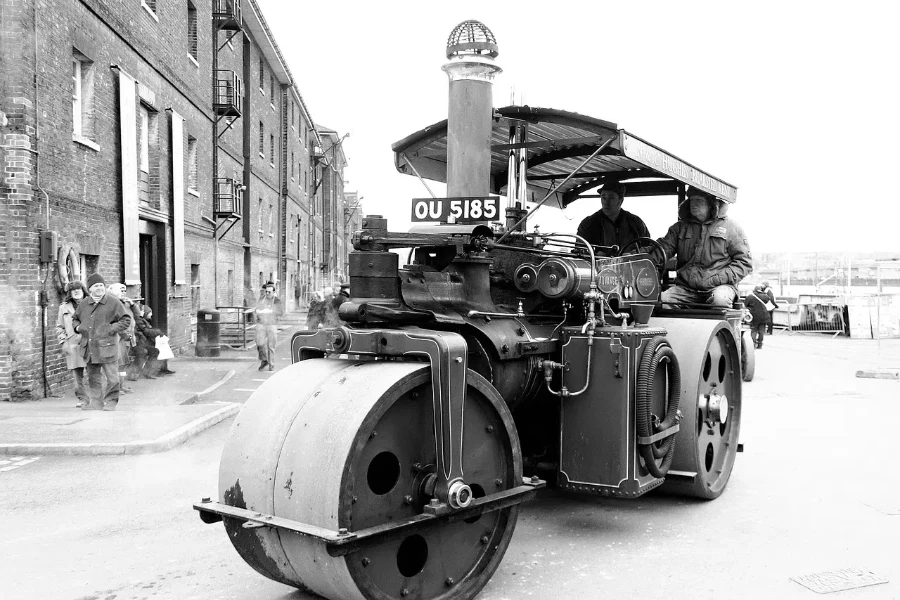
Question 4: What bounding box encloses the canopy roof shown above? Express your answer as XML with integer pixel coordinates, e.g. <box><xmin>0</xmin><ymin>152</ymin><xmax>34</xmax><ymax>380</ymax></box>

<box><xmin>392</xmin><ymin>106</ymin><xmax>737</xmax><ymax>207</ymax></box>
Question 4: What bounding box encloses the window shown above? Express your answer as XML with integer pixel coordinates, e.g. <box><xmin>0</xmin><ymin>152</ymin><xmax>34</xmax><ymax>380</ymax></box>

<box><xmin>269</xmin><ymin>133</ymin><xmax>275</xmax><ymax>165</ymax></box>
<box><xmin>291</xmin><ymin>152</ymin><xmax>295</xmax><ymax>180</ymax></box>
<box><xmin>258</xmin><ymin>121</ymin><xmax>264</xmax><ymax>156</ymax></box>
<box><xmin>268</xmin><ymin>203</ymin><xmax>274</xmax><ymax>235</ymax></box>
<box><xmin>137</xmin><ymin>102</ymin><xmax>158</xmax><ymax>206</ymax></box>
<box><xmin>190</xmin><ymin>264</ymin><xmax>201</xmax><ymax>315</ymax></box>
<box><xmin>259</xmin><ymin>56</ymin><xmax>265</xmax><ymax>91</ymax></box>
<box><xmin>187</xmin><ymin>1</ymin><xmax>198</xmax><ymax>62</ymax></box>
<box><xmin>258</xmin><ymin>197</ymin><xmax>263</xmax><ymax>234</ymax></box>
<box><xmin>187</xmin><ymin>135</ymin><xmax>198</xmax><ymax>192</ymax></box>
<box><xmin>72</xmin><ymin>51</ymin><xmax>95</xmax><ymax>140</ymax></box>
<box><xmin>291</xmin><ymin>103</ymin><xmax>295</xmax><ymax>129</ymax></box>
<box><xmin>270</xmin><ymin>75</ymin><xmax>275</xmax><ymax>104</ymax></box>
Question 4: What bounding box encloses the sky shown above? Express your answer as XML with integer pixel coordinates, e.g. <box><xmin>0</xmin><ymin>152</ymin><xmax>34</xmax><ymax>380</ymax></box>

<box><xmin>258</xmin><ymin>0</ymin><xmax>900</xmax><ymax>254</ymax></box>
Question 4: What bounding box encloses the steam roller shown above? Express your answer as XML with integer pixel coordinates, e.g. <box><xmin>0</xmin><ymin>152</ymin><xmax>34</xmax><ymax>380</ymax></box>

<box><xmin>194</xmin><ymin>17</ymin><xmax>751</xmax><ymax>600</ymax></box>
<box><xmin>212</xmin><ymin>355</ymin><xmax>525</xmax><ymax>600</ymax></box>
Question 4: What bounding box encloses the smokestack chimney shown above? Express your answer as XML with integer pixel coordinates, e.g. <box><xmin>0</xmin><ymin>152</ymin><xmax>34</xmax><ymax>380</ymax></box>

<box><xmin>442</xmin><ymin>21</ymin><xmax>502</xmax><ymax>199</ymax></box>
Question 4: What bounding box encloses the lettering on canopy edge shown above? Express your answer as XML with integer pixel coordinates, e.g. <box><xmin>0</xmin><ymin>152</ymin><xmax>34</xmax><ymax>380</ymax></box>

<box><xmin>622</xmin><ymin>133</ymin><xmax>737</xmax><ymax>202</ymax></box>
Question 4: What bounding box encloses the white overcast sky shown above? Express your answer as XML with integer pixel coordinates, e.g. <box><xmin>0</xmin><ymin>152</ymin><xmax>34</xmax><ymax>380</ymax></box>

<box><xmin>259</xmin><ymin>0</ymin><xmax>900</xmax><ymax>254</ymax></box>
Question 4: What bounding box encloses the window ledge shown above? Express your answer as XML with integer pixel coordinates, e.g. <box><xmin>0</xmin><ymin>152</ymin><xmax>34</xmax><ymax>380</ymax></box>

<box><xmin>270</xmin><ymin>162</ymin><xmax>275</xmax><ymax>168</ymax></box>
<box><xmin>270</xmin><ymin>103</ymin><xmax>275</xmax><ymax>111</ymax></box>
<box><xmin>73</xmin><ymin>134</ymin><xmax>100</xmax><ymax>152</ymax></box>
<box><xmin>258</xmin><ymin>152</ymin><xmax>265</xmax><ymax>158</ymax></box>
<box><xmin>141</xmin><ymin>1</ymin><xmax>159</xmax><ymax>21</ymax></box>
<box><xmin>187</xmin><ymin>54</ymin><xmax>199</xmax><ymax>68</ymax></box>
<box><xmin>187</xmin><ymin>188</ymin><xmax>200</xmax><ymax>197</ymax></box>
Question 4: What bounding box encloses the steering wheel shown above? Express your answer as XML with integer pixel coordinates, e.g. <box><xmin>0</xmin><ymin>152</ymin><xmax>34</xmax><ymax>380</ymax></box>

<box><xmin>618</xmin><ymin>237</ymin><xmax>668</xmax><ymax>273</ymax></box>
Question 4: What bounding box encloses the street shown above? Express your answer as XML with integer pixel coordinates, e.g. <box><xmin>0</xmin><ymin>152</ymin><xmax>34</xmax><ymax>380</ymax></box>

<box><xmin>2</xmin><ymin>334</ymin><xmax>899</xmax><ymax>600</ymax></box>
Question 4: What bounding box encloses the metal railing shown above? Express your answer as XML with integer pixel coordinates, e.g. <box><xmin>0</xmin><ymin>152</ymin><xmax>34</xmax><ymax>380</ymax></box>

<box><xmin>772</xmin><ymin>300</ymin><xmax>846</xmax><ymax>337</ymax></box>
<box><xmin>217</xmin><ymin>306</ymin><xmax>256</xmax><ymax>350</ymax></box>
<box><xmin>213</xmin><ymin>70</ymin><xmax>243</xmax><ymax>117</ymax></box>
<box><xmin>214</xmin><ymin>178</ymin><xmax>243</xmax><ymax>218</ymax></box>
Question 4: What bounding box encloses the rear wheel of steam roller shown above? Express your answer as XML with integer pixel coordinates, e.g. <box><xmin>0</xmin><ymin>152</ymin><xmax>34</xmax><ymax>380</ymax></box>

<box><xmin>218</xmin><ymin>359</ymin><xmax>522</xmax><ymax>600</ymax></box>
<box><xmin>740</xmin><ymin>331</ymin><xmax>755</xmax><ymax>382</ymax></box>
<box><xmin>652</xmin><ymin>318</ymin><xmax>742</xmax><ymax>499</ymax></box>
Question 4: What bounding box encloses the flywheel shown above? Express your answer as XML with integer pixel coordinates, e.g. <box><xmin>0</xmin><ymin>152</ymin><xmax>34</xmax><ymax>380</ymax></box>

<box><xmin>218</xmin><ymin>358</ymin><xmax>522</xmax><ymax>600</ymax></box>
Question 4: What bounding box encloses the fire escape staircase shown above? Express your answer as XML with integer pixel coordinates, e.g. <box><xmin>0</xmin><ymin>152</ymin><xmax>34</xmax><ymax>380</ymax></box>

<box><xmin>213</xmin><ymin>0</ymin><xmax>244</xmax><ymax>240</ymax></box>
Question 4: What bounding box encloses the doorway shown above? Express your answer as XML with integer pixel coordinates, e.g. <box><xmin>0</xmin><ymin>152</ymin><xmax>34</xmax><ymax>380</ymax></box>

<box><xmin>138</xmin><ymin>219</ymin><xmax>167</xmax><ymax>331</ymax></box>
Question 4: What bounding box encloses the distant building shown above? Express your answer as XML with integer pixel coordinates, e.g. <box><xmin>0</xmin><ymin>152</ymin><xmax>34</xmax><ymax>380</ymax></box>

<box><xmin>0</xmin><ymin>0</ymin><xmax>355</xmax><ymax>400</ymax></box>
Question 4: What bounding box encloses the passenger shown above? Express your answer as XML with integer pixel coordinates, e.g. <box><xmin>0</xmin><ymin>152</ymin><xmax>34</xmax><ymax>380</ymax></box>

<box><xmin>575</xmin><ymin>180</ymin><xmax>650</xmax><ymax>254</ymax></box>
<box><xmin>656</xmin><ymin>187</ymin><xmax>752</xmax><ymax>307</ymax></box>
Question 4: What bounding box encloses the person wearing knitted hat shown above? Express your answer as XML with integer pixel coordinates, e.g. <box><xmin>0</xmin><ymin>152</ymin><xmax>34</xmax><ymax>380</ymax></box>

<box><xmin>576</xmin><ymin>179</ymin><xmax>650</xmax><ymax>254</ymax></box>
<box><xmin>72</xmin><ymin>273</ymin><xmax>133</xmax><ymax>411</ymax></box>
<box><xmin>656</xmin><ymin>187</ymin><xmax>753</xmax><ymax>307</ymax></box>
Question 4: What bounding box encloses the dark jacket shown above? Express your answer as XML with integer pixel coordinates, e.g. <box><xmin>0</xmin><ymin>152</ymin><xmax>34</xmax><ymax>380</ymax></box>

<box><xmin>745</xmin><ymin>289</ymin><xmax>772</xmax><ymax>325</ymax></box>
<box><xmin>656</xmin><ymin>199</ymin><xmax>753</xmax><ymax>292</ymax></box>
<box><xmin>576</xmin><ymin>208</ymin><xmax>650</xmax><ymax>250</ymax></box>
<box><xmin>72</xmin><ymin>293</ymin><xmax>133</xmax><ymax>364</ymax></box>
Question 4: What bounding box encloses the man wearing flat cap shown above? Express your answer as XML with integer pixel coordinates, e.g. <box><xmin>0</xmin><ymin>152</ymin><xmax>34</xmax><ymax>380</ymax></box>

<box><xmin>656</xmin><ymin>187</ymin><xmax>753</xmax><ymax>307</ymax></box>
<box><xmin>72</xmin><ymin>273</ymin><xmax>132</xmax><ymax>410</ymax></box>
<box><xmin>576</xmin><ymin>180</ymin><xmax>650</xmax><ymax>253</ymax></box>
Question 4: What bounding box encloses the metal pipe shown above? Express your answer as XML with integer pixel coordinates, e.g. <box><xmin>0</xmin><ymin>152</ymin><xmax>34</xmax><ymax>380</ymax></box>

<box><xmin>516</xmin><ymin>122</ymin><xmax>528</xmax><ymax>204</ymax></box>
<box><xmin>506</xmin><ymin>124</ymin><xmax>517</xmax><ymax>209</ymax></box>
<box><xmin>496</xmin><ymin>137</ymin><xmax>614</xmax><ymax>244</ymax></box>
<box><xmin>399</xmin><ymin>152</ymin><xmax>437</xmax><ymax>199</ymax></box>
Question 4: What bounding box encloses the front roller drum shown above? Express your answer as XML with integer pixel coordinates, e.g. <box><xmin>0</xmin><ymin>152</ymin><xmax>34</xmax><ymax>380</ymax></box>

<box><xmin>218</xmin><ymin>359</ymin><xmax>522</xmax><ymax>600</ymax></box>
<box><xmin>652</xmin><ymin>318</ymin><xmax>742</xmax><ymax>499</ymax></box>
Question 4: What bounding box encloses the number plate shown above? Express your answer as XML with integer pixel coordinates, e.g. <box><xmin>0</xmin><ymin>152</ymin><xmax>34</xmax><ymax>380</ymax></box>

<box><xmin>410</xmin><ymin>197</ymin><xmax>499</xmax><ymax>223</ymax></box>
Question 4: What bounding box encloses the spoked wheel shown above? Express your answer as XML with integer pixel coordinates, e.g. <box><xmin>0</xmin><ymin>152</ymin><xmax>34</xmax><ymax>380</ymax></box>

<box><xmin>218</xmin><ymin>359</ymin><xmax>522</xmax><ymax>600</ymax></box>
<box><xmin>652</xmin><ymin>318</ymin><xmax>742</xmax><ymax>499</ymax></box>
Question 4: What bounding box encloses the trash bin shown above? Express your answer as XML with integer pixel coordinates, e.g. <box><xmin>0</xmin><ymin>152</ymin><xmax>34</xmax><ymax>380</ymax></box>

<box><xmin>196</xmin><ymin>308</ymin><xmax>221</xmax><ymax>357</ymax></box>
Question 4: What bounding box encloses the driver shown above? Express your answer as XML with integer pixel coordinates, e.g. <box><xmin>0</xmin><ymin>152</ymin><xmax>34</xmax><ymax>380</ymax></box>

<box><xmin>576</xmin><ymin>180</ymin><xmax>650</xmax><ymax>253</ymax></box>
<box><xmin>656</xmin><ymin>187</ymin><xmax>752</xmax><ymax>307</ymax></box>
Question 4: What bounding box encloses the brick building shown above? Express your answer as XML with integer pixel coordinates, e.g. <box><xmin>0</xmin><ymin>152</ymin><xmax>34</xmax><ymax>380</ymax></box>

<box><xmin>0</xmin><ymin>0</ymin><xmax>356</xmax><ymax>401</ymax></box>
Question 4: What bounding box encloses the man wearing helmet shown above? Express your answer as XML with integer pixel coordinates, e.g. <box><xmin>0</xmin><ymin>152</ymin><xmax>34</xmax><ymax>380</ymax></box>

<box><xmin>656</xmin><ymin>187</ymin><xmax>753</xmax><ymax>307</ymax></box>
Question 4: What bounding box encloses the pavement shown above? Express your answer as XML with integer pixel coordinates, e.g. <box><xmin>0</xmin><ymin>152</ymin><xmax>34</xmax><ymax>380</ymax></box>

<box><xmin>0</xmin><ymin>320</ymin><xmax>307</xmax><ymax>456</ymax></box>
<box><xmin>1</xmin><ymin>321</ymin><xmax>897</xmax><ymax>457</ymax></box>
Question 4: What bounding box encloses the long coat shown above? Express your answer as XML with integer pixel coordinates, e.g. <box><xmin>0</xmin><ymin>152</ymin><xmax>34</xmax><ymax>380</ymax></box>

<box><xmin>72</xmin><ymin>293</ymin><xmax>132</xmax><ymax>364</ymax></box>
<box><xmin>56</xmin><ymin>301</ymin><xmax>87</xmax><ymax>370</ymax></box>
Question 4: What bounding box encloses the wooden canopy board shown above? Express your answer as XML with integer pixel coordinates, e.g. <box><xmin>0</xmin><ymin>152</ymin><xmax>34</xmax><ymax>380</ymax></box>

<box><xmin>392</xmin><ymin>106</ymin><xmax>738</xmax><ymax>208</ymax></box>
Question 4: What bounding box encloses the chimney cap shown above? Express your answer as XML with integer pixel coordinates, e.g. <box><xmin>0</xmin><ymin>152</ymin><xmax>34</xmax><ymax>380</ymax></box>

<box><xmin>446</xmin><ymin>20</ymin><xmax>498</xmax><ymax>59</ymax></box>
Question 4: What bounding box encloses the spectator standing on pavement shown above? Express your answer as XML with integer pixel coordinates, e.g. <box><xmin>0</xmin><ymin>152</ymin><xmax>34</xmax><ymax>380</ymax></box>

<box><xmin>256</xmin><ymin>281</ymin><xmax>283</xmax><ymax>371</ymax></box>
<box><xmin>744</xmin><ymin>285</ymin><xmax>774</xmax><ymax>349</ymax></box>
<box><xmin>759</xmin><ymin>280</ymin><xmax>779</xmax><ymax>334</ymax></box>
<box><xmin>56</xmin><ymin>281</ymin><xmax>89</xmax><ymax>408</ymax></box>
<box><xmin>72</xmin><ymin>273</ymin><xmax>132</xmax><ymax>411</ymax></box>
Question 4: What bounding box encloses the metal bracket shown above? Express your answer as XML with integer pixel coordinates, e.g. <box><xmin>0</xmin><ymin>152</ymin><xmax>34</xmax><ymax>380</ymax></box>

<box><xmin>291</xmin><ymin>327</ymin><xmax>469</xmax><ymax>505</ymax></box>
<box><xmin>637</xmin><ymin>423</ymin><xmax>680</xmax><ymax>446</ymax></box>
<box><xmin>194</xmin><ymin>478</ymin><xmax>544</xmax><ymax>558</ymax></box>
<box><xmin>215</xmin><ymin>217</ymin><xmax>239</xmax><ymax>241</ymax></box>
<box><xmin>609</xmin><ymin>336</ymin><xmax>623</xmax><ymax>378</ymax></box>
